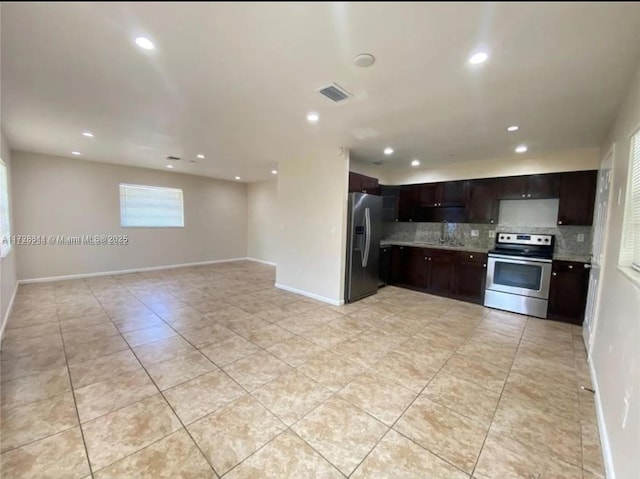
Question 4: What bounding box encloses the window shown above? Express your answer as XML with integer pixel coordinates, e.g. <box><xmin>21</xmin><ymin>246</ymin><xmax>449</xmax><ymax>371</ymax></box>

<box><xmin>0</xmin><ymin>159</ymin><xmax>11</xmax><ymax>257</ymax></box>
<box><xmin>119</xmin><ymin>183</ymin><xmax>184</xmax><ymax>227</ymax></box>
<box><xmin>621</xmin><ymin>128</ymin><xmax>640</xmax><ymax>272</ymax></box>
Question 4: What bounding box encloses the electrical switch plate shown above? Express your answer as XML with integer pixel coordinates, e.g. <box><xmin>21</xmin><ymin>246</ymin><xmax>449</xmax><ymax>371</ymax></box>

<box><xmin>471</xmin><ymin>230</ymin><xmax>479</xmax><ymax>237</ymax></box>
<box><xmin>577</xmin><ymin>234</ymin><xmax>585</xmax><ymax>242</ymax></box>
<box><xmin>488</xmin><ymin>230</ymin><xmax>495</xmax><ymax>238</ymax></box>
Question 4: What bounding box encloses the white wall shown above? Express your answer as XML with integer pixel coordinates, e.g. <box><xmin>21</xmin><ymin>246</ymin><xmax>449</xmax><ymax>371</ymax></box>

<box><xmin>12</xmin><ymin>151</ymin><xmax>248</xmax><ymax>280</ymax></box>
<box><xmin>351</xmin><ymin>147</ymin><xmax>600</xmax><ymax>185</ymax></box>
<box><xmin>591</xmin><ymin>64</ymin><xmax>640</xmax><ymax>479</ymax></box>
<box><xmin>275</xmin><ymin>148</ymin><xmax>349</xmax><ymax>304</ymax></box>
<box><xmin>247</xmin><ymin>180</ymin><xmax>278</xmax><ymax>264</ymax></box>
<box><xmin>1</xmin><ymin>133</ymin><xmax>18</xmax><ymax>338</ymax></box>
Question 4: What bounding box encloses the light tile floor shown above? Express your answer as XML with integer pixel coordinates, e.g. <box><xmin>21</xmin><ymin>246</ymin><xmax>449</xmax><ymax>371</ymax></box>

<box><xmin>0</xmin><ymin>261</ymin><xmax>605</xmax><ymax>478</ymax></box>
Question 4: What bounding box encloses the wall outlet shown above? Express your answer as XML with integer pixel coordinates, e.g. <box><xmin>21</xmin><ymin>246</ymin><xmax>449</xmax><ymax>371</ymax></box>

<box><xmin>488</xmin><ymin>230</ymin><xmax>496</xmax><ymax>238</ymax></box>
<box><xmin>577</xmin><ymin>234</ymin><xmax>585</xmax><ymax>243</ymax></box>
<box><xmin>471</xmin><ymin>230</ymin><xmax>479</xmax><ymax>237</ymax></box>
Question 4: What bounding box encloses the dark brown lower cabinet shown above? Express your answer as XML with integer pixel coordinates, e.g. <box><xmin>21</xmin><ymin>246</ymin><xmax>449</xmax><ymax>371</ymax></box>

<box><xmin>386</xmin><ymin>246</ymin><xmax>488</xmax><ymax>305</ymax></box>
<box><xmin>548</xmin><ymin>260</ymin><xmax>590</xmax><ymax>324</ymax></box>
<box><xmin>453</xmin><ymin>252</ymin><xmax>488</xmax><ymax>304</ymax></box>
<box><xmin>426</xmin><ymin>250</ymin><xmax>454</xmax><ymax>295</ymax></box>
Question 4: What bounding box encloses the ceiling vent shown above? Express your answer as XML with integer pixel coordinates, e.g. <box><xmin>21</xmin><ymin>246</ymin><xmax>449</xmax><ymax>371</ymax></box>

<box><xmin>317</xmin><ymin>83</ymin><xmax>352</xmax><ymax>103</ymax></box>
<box><xmin>166</xmin><ymin>155</ymin><xmax>181</xmax><ymax>161</ymax></box>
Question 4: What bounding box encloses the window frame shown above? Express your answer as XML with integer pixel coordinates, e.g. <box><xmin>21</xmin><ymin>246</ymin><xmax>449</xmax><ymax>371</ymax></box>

<box><xmin>0</xmin><ymin>158</ymin><xmax>11</xmax><ymax>258</ymax></box>
<box><xmin>119</xmin><ymin>183</ymin><xmax>185</xmax><ymax>228</ymax></box>
<box><xmin>619</xmin><ymin>125</ymin><xmax>640</xmax><ymax>277</ymax></box>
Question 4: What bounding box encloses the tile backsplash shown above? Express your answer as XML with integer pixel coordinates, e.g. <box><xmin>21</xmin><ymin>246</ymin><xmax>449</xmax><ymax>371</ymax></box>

<box><xmin>382</xmin><ymin>222</ymin><xmax>592</xmax><ymax>258</ymax></box>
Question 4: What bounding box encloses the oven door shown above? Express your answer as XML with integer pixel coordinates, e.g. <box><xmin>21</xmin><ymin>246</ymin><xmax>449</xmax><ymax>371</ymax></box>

<box><xmin>486</xmin><ymin>255</ymin><xmax>552</xmax><ymax>300</ymax></box>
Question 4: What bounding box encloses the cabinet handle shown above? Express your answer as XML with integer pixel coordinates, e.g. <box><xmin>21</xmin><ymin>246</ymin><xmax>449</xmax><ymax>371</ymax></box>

<box><xmin>552</xmin><ymin>272</ymin><xmax>557</xmax><ymax>276</ymax></box>
<box><xmin>527</xmin><ymin>194</ymin><xmax>531</xmax><ymax>198</ymax></box>
<box><xmin>568</xmin><ymin>265</ymin><xmax>573</xmax><ymax>269</ymax></box>
<box><xmin>490</xmin><ymin>220</ymin><xmax>494</xmax><ymax>224</ymax></box>
<box><xmin>483</xmin><ymin>264</ymin><xmax>486</xmax><ymax>268</ymax></box>
<box><xmin>428</xmin><ymin>258</ymin><xmax>432</xmax><ymax>261</ymax></box>
<box><xmin>584</xmin><ymin>264</ymin><xmax>592</xmax><ymax>269</ymax></box>
<box><xmin>409</xmin><ymin>219</ymin><xmax>413</xmax><ymax>222</ymax></box>
<box><xmin>469</xmin><ymin>255</ymin><xmax>473</xmax><ymax>259</ymax></box>
<box><xmin>521</xmin><ymin>194</ymin><xmax>526</xmax><ymax>198</ymax></box>
<box><xmin>558</xmin><ymin>220</ymin><xmax>563</xmax><ymax>225</ymax></box>
<box><xmin>425</xmin><ymin>257</ymin><xmax>428</xmax><ymax>260</ymax></box>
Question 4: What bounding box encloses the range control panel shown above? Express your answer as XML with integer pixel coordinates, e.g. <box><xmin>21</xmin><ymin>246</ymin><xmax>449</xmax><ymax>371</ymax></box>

<box><xmin>496</xmin><ymin>233</ymin><xmax>553</xmax><ymax>246</ymax></box>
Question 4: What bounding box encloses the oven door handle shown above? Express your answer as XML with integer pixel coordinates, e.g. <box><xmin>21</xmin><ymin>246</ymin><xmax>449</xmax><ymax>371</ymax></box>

<box><xmin>487</xmin><ymin>254</ymin><xmax>552</xmax><ymax>264</ymax></box>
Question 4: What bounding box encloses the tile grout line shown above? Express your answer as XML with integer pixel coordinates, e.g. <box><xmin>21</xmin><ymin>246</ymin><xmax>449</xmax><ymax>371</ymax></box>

<box><xmin>343</xmin><ymin>305</ymin><xmax>475</xmax><ymax>478</ymax></box>
<box><xmin>55</xmin><ymin>295</ymin><xmax>96</xmax><ymax>479</ymax></box>
<box><xmin>89</xmin><ymin>275</ymin><xmax>223</xmax><ymax>477</ymax></box>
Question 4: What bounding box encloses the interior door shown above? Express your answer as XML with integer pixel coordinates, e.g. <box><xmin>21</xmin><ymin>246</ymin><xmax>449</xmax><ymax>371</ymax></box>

<box><xmin>583</xmin><ymin>148</ymin><xmax>614</xmax><ymax>352</ymax></box>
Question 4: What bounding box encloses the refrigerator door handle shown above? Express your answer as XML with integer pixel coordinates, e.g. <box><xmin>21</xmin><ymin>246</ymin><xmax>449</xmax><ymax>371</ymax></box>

<box><xmin>362</xmin><ymin>207</ymin><xmax>371</xmax><ymax>268</ymax></box>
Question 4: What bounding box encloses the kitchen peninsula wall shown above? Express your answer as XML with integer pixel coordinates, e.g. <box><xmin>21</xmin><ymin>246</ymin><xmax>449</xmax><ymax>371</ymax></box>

<box><xmin>382</xmin><ymin>222</ymin><xmax>593</xmax><ymax>260</ymax></box>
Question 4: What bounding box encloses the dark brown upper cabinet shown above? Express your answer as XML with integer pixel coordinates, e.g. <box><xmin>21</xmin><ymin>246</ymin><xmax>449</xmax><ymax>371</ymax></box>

<box><xmin>465</xmin><ymin>179</ymin><xmax>498</xmax><ymax>224</ymax></box>
<box><xmin>348</xmin><ymin>172</ymin><xmax>379</xmax><ymax>195</ymax></box>
<box><xmin>498</xmin><ymin>174</ymin><xmax>560</xmax><ymax>200</ymax></box>
<box><xmin>379</xmin><ymin>186</ymin><xmax>400</xmax><ymax>222</ymax></box>
<box><xmin>417</xmin><ymin>181</ymin><xmax>466</xmax><ymax>207</ymax></box>
<box><xmin>398</xmin><ymin>186</ymin><xmax>418</xmax><ymax>222</ymax></box>
<box><xmin>557</xmin><ymin>171</ymin><xmax>597</xmax><ymax>226</ymax></box>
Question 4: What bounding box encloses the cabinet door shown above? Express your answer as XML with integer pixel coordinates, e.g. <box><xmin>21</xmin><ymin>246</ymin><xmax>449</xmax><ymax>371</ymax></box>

<box><xmin>361</xmin><ymin>175</ymin><xmax>380</xmax><ymax>195</ymax></box>
<box><xmin>548</xmin><ymin>261</ymin><xmax>590</xmax><ymax>324</ymax></box>
<box><xmin>379</xmin><ymin>246</ymin><xmax>392</xmax><ymax>285</ymax></box>
<box><xmin>390</xmin><ymin>246</ymin><xmax>403</xmax><ymax>284</ymax></box>
<box><xmin>439</xmin><ymin>181</ymin><xmax>466</xmax><ymax>206</ymax></box>
<box><xmin>380</xmin><ymin>186</ymin><xmax>399</xmax><ymax>222</ymax></box>
<box><xmin>425</xmin><ymin>250</ymin><xmax>454</xmax><ymax>294</ymax></box>
<box><xmin>348</xmin><ymin>172</ymin><xmax>363</xmax><ymax>193</ymax></box>
<box><xmin>454</xmin><ymin>252</ymin><xmax>488</xmax><ymax>303</ymax></box>
<box><xmin>417</xmin><ymin>183</ymin><xmax>439</xmax><ymax>207</ymax></box>
<box><xmin>528</xmin><ymin>174</ymin><xmax>560</xmax><ymax>199</ymax></box>
<box><xmin>403</xmin><ymin>247</ymin><xmax>427</xmax><ymax>288</ymax></box>
<box><xmin>398</xmin><ymin>186</ymin><xmax>418</xmax><ymax>222</ymax></box>
<box><xmin>465</xmin><ymin>179</ymin><xmax>498</xmax><ymax>224</ymax></box>
<box><xmin>557</xmin><ymin>171</ymin><xmax>597</xmax><ymax>226</ymax></box>
<box><xmin>498</xmin><ymin>176</ymin><xmax>528</xmax><ymax>199</ymax></box>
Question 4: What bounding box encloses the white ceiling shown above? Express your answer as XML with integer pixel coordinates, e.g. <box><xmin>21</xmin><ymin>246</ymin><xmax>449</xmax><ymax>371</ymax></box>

<box><xmin>2</xmin><ymin>2</ymin><xmax>640</xmax><ymax>182</ymax></box>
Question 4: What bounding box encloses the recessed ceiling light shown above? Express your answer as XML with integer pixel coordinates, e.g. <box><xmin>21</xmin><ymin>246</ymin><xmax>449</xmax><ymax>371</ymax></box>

<box><xmin>384</xmin><ymin>147</ymin><xmax>394</xmax><ymax>155</ymax></box>
<box><xmin>354</xmin><ymin>53</ymin><xmax>376</xmax><ymax>68</ymax></box>
<box><xmin>235</xmin><ymin>176</ymin><xmax>241</xmax><ymax>180</ymax></box>
<box><xmin>307</xmin><ymin>112</ymin><xmax>319</xmax><ymax>123</ymax></box>
<box><xmin>135</xmin><ymin>37</ymin><xmax>155</xmax><ymax>50</ymax></box>
<box><xmin>71</xmin><ymin>151</ymin><xmax>81</xmax><ymax>156</ymax></box>
<box><xmin>197</xmin><ymin>154</ymin><xmax>205</xmax><ymax>159</ymax></box>
<box><xmin>166</xmin><ymin>164</ymin><xmax>174</xmax><ymax>169</ymax></box>
<box><xmin>506</xmin><ymin>125</ymin><xmax>519</xmax><ymax>132</ymax></box>
<box><xmin>82</xmin><ymin>131</ymin><xmax>94</xmax><ymax>138</ymax></box>
<box><xmin>468</xmin><ymin>51</ymin><xmax>489</xmax><ymax>64</ymax></box>
<box><xmin>515</xmin><ymin>145</ymin><xmax>528</xmax><ymax>153</ymax></box>
<box><xmin>271</xmin><ymin>170</ymin><xmax>278</xmax><ymax>175</ymax></box>
<box><xmin>411</xmin><ymin>159</ymin><xmax>421</xmax><ymax>167</ymax></box>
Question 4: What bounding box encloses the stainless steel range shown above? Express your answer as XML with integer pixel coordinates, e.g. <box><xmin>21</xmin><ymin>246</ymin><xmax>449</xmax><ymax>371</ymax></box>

<box><xmin>484</xmin><ymin>233</ymin><xmax>555</xmax><ymax>318</ymax></box>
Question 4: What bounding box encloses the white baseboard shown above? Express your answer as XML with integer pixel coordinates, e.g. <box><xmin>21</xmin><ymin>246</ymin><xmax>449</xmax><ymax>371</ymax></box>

<box><xmin>18</xmin><ymin>257</ymin><xmax>249</xmax><ymax>284</ymax></box>
<box><xmin>0</xmin><ymin>282</ymin><xmax>19</xmax><ymax>349</ymax></box>
<box><xmin>275</xmin><ymin>282</ymin><xmax>344</xmax><ymax>306</ymax></box>
<box><xmin>246</xmin><ymin>257</ymin><xmax>277</xmax><ymax>267</ymax></box>
<box><xmin>588</xmin><ymin>355</ymin><xmax>615</xmax><ymax>479</ymax></box>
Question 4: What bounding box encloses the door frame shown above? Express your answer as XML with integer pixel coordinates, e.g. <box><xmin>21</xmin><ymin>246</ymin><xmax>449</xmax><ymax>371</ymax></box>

<box><xmin>583</xmin><ymin>144</ymin><xmax>615</xmax><ymax>355</ymax></box>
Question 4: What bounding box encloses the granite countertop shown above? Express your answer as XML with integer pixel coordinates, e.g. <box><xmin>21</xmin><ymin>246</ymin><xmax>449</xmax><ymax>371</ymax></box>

<box><xmin>552</xmin><ymin>254</ymin><xmax>592</xmax><ymax>263</ymax></box>
<box><xmin>380</xmin><ymin>240</ymin><xmax>592</xmax><ymax>263</ymax></box>
<box><xmin>380</xmin><ymin>240</ymin><xmax>489</xmax><ymax>254</ymax></box>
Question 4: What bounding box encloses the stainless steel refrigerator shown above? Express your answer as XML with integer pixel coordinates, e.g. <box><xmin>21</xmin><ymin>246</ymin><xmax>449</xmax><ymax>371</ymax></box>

<box><xmin>345</xmin><ymin>192</ymin><xmax>382</xmax><ymax>303</ymax></box>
